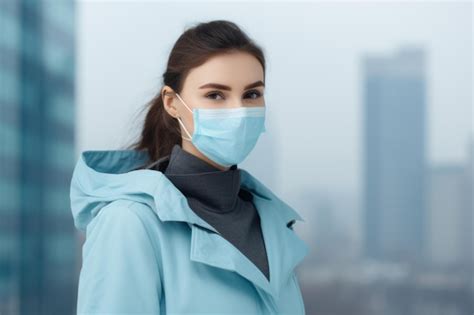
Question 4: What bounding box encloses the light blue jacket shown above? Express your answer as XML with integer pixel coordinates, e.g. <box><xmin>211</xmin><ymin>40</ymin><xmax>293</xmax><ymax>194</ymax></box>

<box><xmin>70</xmin><ymin>149</ymin><xmax>310</xmax><ymax>314</ymax></box>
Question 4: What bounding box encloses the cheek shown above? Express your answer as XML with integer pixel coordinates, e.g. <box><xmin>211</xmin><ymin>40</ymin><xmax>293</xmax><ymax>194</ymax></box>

<box><xmin>188</xmin><ymin>113</ymin><xmax>196</xmax><ymax>133</ymax></box>
<box><xmin>180</xmin><ymin>112</ymin><xmax>195</xmax><ymax>135</ymax></box>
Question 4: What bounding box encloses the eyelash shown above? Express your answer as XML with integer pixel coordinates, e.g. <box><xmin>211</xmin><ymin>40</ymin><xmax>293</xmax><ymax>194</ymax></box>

<box><xmin>205</xmin><ymin>90</ymin><xmax>262</xmax><ymax>100</ymax></box>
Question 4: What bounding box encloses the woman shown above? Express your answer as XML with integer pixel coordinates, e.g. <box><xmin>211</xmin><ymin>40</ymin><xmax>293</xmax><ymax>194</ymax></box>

<box><xmin>70</xmin><ymin>20</ymin><xmax>309</xmax><ymax>314</ymax></box>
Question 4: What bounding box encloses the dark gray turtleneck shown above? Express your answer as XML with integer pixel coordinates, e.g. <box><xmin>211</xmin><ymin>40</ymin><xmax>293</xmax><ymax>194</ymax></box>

<box><xmin>152</xmin><ymin>144</ymin><xmax>270</xmax><ymax>281</ymax></box>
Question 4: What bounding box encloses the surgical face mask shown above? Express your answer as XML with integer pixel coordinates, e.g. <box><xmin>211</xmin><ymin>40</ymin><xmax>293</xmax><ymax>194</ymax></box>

<box><xmin>174</xmin><ymin>92</ymin><xmax>266</xmax><ymax>167</ymax></box>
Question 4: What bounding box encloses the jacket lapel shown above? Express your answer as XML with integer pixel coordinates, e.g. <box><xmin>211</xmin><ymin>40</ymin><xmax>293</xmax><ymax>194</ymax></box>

<box><xmin>252</xmin><ymin>193</ymin><xmax>309</xmax><ymax>300</ymax></box>
<box><xmin>186</xmin><ymin>170</ymin><xmax>310</xmax><ymax>303</ymax></box>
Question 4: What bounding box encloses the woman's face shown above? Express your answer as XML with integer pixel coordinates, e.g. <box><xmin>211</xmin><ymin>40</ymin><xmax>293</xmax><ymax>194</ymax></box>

<box><xmin>163</xmin><ymin>51</ymin><xmax>265</xmax><ymax>170</ymax></box>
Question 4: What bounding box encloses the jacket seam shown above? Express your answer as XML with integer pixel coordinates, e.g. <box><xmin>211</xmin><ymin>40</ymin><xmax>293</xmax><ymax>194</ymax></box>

<box><xmin>124</xmin><ymin>201</ymin><xmax>164</xmax><ymax>272</ymax></box>
<box><xmin>292</xmin><ymin>272</ymin><xmax>305</xmax><ymax>314</ymax></box>
<box><xmin>121</xmin><ymin>200</ymin><xmax>165</xmax><ymax>307</ymax></box>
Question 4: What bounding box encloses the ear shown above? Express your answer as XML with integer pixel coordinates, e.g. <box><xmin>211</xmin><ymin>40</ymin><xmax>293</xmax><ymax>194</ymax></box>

<box><xmin>162</xmin><ymin>86</ymin><xmax>179</xmax><ymax>118</ymax></box>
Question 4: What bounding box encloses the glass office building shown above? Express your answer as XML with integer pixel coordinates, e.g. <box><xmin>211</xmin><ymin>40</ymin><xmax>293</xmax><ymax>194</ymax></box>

<box><xmin>0</xmin><ymin>0</ymin><xmax>77</xmax><ymax>314</ymax></box>
<box><xmin>362</xmin><ymin>47</ymin><xmax>427</xmax><ymax>262</ymax></box>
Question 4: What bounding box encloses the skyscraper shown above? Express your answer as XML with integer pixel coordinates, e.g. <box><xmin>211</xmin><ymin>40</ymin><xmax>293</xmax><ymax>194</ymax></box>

<box><xmin>0</xmin><ymin>0</ymin><xmax>76</xmax><ymax>314</ymax></box>
<box><xmin>427</xmin><ymin>163</ymin><xmax>469</xmax><ymax>266</ymax></box>
<box><xmin>462</xmin><ymin>136</ymin><xmax>473</xmax><ymax>265</ymax></box>
<box><xmin>362</xmin><ymin>47</ymin><xmax>427</xmax><ymax>262</ymax></box>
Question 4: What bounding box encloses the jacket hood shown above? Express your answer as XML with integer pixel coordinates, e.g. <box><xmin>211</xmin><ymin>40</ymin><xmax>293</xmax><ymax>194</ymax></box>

<box><xmin>70</xmin><ymin>149</ymin><xmax>305</xmax><ymax>233</ymax></box>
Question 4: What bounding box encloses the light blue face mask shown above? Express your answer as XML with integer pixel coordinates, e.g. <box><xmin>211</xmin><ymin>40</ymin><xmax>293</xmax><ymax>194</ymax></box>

<box><xmin>174</xmin><ymin>92</ymin><xmax>266</xmax><ymax>167</ymax></box>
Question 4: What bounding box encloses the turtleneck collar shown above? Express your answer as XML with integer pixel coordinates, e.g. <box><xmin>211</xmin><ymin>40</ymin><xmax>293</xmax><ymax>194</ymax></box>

<box><xmin>165</xmin><ymin>144</ymin><xmax>233</xmax><ymax>174</ymax></box>
<box><xmin>162</xmin><ymin>144</ymin><xmax>242</xmax><ymax>213</ymax></box>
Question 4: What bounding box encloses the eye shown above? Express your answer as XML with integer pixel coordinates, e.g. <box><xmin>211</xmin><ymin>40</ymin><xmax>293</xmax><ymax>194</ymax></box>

<box><xmin>206</xmin><ymin>91</ymin><xmax>225</xmax><ymax>100</ymax></box>
<box><xmin>245</xmin><ymin>90</ymin><xmax>262</xmax><ymax>99</ymax></box>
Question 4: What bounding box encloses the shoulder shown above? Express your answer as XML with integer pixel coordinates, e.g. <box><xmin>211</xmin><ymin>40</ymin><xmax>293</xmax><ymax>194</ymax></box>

<box><xmin>83</xmin><ymin>199</ymin><xmax>163</xmax><ymax>260</ymax></box>
<box><xmin>88</xmin><ymin>199</ymin><xmax>159</xmax><ymax>235</ymax></box>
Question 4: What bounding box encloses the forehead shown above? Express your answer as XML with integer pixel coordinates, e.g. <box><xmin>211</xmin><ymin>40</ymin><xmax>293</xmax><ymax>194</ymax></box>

<box><xmin>183</xmin><ymin>51</ymin><xmax>264</xmax><ymax>90</ymax></box>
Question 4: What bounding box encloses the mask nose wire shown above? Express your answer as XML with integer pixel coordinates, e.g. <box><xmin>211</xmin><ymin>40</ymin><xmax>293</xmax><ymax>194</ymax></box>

<box><xmin>174</xmin><ymin>93</ymin><xmax>193</xmax><ymax>141</ymax></box>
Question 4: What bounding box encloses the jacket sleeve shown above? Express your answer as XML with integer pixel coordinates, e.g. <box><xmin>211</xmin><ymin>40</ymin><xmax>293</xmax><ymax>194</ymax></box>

<box><xmin>76</xmin><ymin>201</ymin><xmax>162</xmax><ymax>314</ymax></box>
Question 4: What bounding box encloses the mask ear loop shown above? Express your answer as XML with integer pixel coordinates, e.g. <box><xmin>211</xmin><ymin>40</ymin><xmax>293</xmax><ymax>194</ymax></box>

<box><xmin>174</xmin><ymin>93</ymin><xmax>194</xmax><ymax>141</ymax></box>
<box><xmin>177</xmin><ymin>117</ymin><xmax>192</xmax><ymax>141</ymax></box>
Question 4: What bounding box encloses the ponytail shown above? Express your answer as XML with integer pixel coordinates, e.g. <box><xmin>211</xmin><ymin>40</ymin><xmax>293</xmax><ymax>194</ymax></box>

<box><xmin>126</xmin><ymin>90</ymin><xmax>181</xmax><ymax>164</ymax></box>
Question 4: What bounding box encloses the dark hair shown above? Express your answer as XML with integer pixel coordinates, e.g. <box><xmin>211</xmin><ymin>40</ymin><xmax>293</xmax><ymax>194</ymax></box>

<box><xmin>125</xmin><ymin>20</ymin><xmax>266</xmax><ymax>165</ymax></box>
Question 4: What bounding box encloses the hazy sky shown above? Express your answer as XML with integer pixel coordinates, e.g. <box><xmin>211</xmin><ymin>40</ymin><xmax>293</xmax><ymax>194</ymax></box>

<box><xmin>76</xmin><ymin>1</ymin><xmax>472</xmax><ymax>232</ymax></box>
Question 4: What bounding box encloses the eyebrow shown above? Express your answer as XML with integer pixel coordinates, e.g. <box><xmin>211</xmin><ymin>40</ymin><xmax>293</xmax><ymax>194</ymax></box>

<box><xmin>199</xmin><ymin>80</ymin><xmax>265</xmax><ymax>91</ymax></box>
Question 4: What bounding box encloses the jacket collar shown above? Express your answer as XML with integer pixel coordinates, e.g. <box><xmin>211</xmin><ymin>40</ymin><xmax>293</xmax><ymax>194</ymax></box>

<box><xmin>72</xmin><ymin>149</ymin><xmax>304</xmax><ymax>230</ymax></box>
<box><xmin>70</xmin><ymin>149</ymin><xmax>308</xmax><ymax>305</ymax></box>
